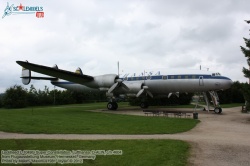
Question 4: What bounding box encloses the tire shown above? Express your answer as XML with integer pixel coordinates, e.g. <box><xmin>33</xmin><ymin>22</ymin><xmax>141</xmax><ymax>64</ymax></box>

<box><xmin>107</xmin><ymin>102</ymin><xmax>113</xmax><ymax>110</ymax></box>
<box><xmin>214</xmin><ymin>107</ymin><xmax>222</xmax><ymax>114</ymax></box>
<box><xmin>113</xmin><ymin>102</ymin><xmax>118</xmax><ymax>110</ymax></box>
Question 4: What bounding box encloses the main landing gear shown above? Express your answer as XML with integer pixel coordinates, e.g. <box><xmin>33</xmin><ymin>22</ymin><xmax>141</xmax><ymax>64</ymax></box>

<box><xmin>140</xmin><ymin>102</ymin><xmax>149</xmax><ymax>109</ymax></box>
<box><xmin>107</xmin><ymin>102</ymin><xmax>118</xmax><ymax>110</ymax></box>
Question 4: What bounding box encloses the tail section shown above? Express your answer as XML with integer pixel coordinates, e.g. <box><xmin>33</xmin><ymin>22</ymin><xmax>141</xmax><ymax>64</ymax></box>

<box><xmin>20</xmin><ymin>61</ymin><xmax>58</xmax><ymax>85</ymax></box>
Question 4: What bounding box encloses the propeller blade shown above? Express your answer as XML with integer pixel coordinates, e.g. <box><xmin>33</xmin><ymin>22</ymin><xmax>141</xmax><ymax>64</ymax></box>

<box><xmin>146</xmin><ymin>90</ymin><xmax>153</xmax><ymax>98</ymax></box>
<box><xmin>175</xmin><ymin>92</ymin><xmax>179</xmax><ymax>98</ymax></box>
<box><xmin>136</xmin><ymin>89</ymin><xmax>145</xmax><ymax>97</ymax></box>
<box><xmin>168</xmin><ymin>93</ymin><xmax>172</xmax><ymax>98</ymax></box>
<box><xmin>121</xmin><ymin>83</ymin><xmax>129</xmax><ymax>91</ymax></box>
<box><xmin>108</xmin><ymin>82</ymin><xmax>119</xmax><ymax>93</ymax></box>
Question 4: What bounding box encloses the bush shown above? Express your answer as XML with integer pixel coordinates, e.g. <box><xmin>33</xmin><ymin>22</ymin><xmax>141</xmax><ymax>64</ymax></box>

<box><xmin>3</xmin><ymin>85</ymin><xmax>28</xmax><ymax>108</ymax></box>
<box><xmin>217</xmin><ymin>81</ymin><xmax>245</xmax><ymax>104</ymax></box>
<box><xmin>0</xmin><ymin>94</ymin><xmax>3</xmax><ymax>108</ymax></box>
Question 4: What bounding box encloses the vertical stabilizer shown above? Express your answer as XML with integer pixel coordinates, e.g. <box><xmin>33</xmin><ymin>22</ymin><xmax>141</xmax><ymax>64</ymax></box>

<box><xmin>21</xmin><ymin>61</ymin><xmax>31</xmax><ymax>85</ymax></box>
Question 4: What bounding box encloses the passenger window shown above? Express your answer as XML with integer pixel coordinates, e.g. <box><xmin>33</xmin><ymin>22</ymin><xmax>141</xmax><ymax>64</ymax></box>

<box><xmin>162</xmin><ymin>76</ymin><xmax>167</xmax><ymax>80</ymax></box>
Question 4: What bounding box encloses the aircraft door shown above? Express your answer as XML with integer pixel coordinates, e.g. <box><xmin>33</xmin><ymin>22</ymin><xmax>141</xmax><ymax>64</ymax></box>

<box><xmin>199</xmin><ymin>76</ymin><xmax>204</xmax><ymax>86</ymax></box>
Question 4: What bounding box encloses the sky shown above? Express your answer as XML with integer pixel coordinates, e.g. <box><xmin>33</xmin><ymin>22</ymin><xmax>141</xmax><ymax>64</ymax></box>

<box><xmin>0</xmin><ymin>0</ymin><xmax>250</xmax><ymax>93</ymax></box>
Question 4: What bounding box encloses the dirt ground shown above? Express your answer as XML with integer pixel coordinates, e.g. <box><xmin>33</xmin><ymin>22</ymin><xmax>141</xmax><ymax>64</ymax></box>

<box><xmin>0</xmin><ymin>107</ymin><xmax>250</xmax><ymax>166</ymax></box>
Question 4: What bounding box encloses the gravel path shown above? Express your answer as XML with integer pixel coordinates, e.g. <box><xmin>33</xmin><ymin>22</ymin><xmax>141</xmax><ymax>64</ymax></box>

<box><xmin>1</xmin><ymin>107</ymin><xmax>250</xmax><ymax>166</ymax></box>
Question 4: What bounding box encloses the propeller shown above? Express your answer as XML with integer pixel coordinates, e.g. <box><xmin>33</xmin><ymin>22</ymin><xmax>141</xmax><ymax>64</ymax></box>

<box><xmin>108</xmin><ymin>62</ymin><xmax>129</xmax><ymax>93</ymax></box>
<box><xmin>168</xmin><ymin>92</ymin><xmax>179</xmax><ymax>98</ymax></box>
<box><xmin>136</xmin><ymin>86</ymin><xmax>153</xmax><ymax>98</ymax></box>
<box><xmin>108</xmin><ymin>79</ymin><xmax>129</xmax><ymax>93</ymax></box>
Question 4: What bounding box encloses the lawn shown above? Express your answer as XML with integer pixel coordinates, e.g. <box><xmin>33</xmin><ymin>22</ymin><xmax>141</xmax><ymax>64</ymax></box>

<box><xmin>0</xmin><ymin>139</ymin><xmax>189</xmax><ymax>166</ymax></box>
<box><xmin>0</xmin><ymin>102</ymin><xmax>199</xmax><ymax>134</ymax></box>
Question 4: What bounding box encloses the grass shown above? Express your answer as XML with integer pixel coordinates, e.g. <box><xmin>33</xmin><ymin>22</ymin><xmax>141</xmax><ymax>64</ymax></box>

<box><xmin>220</xmin><ymin>103</ymin><xmax>245</xmax><ymax>108</ymax></box>
<box><xmin>0</xmin><ymin>102</ymin><xmax>199</xmax><ymax>134</ymax></box>
<box><xmin>0</xmin><ymin>139</ymin><xmax>189</xmax><ymax>166</ymax></box>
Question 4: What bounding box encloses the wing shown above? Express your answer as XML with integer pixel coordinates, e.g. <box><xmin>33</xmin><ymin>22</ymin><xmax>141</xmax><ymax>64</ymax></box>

<box><xmin>16</xmin><ymin>61</ymin><xmax>94</xmax><ymax>84</ymax></box>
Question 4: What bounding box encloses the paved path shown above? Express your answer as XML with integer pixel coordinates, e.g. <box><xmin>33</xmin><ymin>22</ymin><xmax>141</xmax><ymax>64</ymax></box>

<box><xmin>1</xmin><ymin>107</ymin><xmax>250</xmax><ymax>166</ymax></box>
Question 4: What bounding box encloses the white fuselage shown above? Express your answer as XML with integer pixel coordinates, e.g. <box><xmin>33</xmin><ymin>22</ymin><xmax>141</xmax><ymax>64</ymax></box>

<box><xmin>51</xmin><ymin>70</ymin><xmax>233</xmax><ymax>97</ymax></box>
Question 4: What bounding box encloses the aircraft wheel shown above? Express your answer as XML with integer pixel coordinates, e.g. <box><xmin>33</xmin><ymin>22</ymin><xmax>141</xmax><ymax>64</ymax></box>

<box><xmin>107</xmin><ymin>102</ymin><xmax>113</xmax><ymax>110</ymax></box>
<box><xmin>140</xmin><ymin>102</ymin><xmax>149</xmax><ymax>109</ymax></box>
<box><xmin>107</xmin><ymin>102</ymin><xmax>118</xmax><ymax>110</ymax></box>
<box><xmin>113</xmin><ymin>102</ymin><xmax>118</xmax><ymax>110</ymax></box>
<box><xmin>214</xmin><ymin>107</ymin><xmax>222</xmax><ymax>114</ymax></box>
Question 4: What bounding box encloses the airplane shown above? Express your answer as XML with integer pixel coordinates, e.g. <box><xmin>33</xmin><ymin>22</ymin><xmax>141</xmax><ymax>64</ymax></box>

<box><xmin>16</xmin><ymin>61</ymin><xmax>233</xmax><ymax>114</ymax></box>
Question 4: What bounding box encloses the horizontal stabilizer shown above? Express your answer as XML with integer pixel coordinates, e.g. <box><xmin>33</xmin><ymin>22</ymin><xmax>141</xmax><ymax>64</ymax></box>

<box><xmin>21</xmin><ymin>76</ymin><xmax>58</xmax><ymax>81</ymax></box>
<box><xmin>16</xmin><ymin>61</ymin><xmax>94</xmax><ymax>85</ymax></box>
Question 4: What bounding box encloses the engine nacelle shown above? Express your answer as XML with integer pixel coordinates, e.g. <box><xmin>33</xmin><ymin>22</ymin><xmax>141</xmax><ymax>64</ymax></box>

<box><xmin>92</xmin><ymin>74</ymin><xmax>118</xmax><ymax>88</ymax></box>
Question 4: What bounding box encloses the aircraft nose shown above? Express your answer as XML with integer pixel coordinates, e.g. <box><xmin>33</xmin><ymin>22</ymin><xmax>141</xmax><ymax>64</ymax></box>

<box><xmin>226</xmin><ymin>77</ymin><xmax>233</xmax><ymax>89</ymax></box>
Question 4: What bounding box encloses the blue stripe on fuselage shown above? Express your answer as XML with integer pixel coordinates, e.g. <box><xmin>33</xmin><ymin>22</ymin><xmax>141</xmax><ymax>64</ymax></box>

<box><xmin>124</xmin><ymin>74</ymin><xmax>231</xmax><ymax>81</ymax></box>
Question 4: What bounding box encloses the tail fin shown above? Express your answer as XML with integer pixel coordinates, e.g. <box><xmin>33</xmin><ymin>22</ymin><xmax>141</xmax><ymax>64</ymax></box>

<box><xmin>22</xmin><ymin>66</ymin><xmax>31</xmax><ymax>85</ymax></box>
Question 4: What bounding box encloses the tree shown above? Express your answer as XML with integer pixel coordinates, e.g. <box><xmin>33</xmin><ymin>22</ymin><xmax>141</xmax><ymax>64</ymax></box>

<box><xmin>217</xmin><ymin>81</ymin><xmax>245</xmax><ymax>104</ymax></box>
<box><xmin>3</xmin><ymin>85</ymin><xmax>28</xmax><ymax>108</ymax></box>
<box><xmin>240</xmin><ymin>20</ymin><xmax>250</xmax><ymax>109</ymax></box>
<box><xmin>0</xmin><ymin>93</ymin><xmax>3</xmax><ymax>108</ymax></box>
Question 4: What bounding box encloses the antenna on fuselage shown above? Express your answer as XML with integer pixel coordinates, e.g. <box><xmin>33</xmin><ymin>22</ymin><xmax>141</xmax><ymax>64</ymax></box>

<box><xmin>117</xmin><ymin>61</ymin><xmax>120</xmax><ymax>77</ymax></box>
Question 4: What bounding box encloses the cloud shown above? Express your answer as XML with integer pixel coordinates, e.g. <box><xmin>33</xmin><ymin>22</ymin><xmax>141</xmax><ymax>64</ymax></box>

<box><xmin>0</xmin><ymin>0</ymin><xmax>250</xmax><ymax>93</ymax></box>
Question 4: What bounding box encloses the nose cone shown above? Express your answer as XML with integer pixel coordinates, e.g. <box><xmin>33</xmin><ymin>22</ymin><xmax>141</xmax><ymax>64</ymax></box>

<box><xmin>224</xmin><ymin>77</ymin><xmax>233</xmax><ymax>89</ymax></box>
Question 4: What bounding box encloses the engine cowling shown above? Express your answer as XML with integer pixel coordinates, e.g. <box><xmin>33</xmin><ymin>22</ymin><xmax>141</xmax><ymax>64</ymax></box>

<box><xmin>92</xmin><ymin>74</ymin><xmax>118</xmax><ymax>88</ymax></box>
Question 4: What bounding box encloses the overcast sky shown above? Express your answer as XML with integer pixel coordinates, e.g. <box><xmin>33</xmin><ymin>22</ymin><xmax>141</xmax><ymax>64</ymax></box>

<box><xmin>1</xmin><ymin>0</ymin><xmax>250</xmax><ymax>93</ymax></box>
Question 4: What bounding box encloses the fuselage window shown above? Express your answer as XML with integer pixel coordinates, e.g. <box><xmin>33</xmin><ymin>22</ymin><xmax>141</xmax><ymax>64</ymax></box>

<box><xmin>162</xmin><ymin>76</ymin><xmax>167</xmax><ymax>80</ymax></box>
<box><xmin>178</xmin><ymin>75</ymin><xmax>181</xmax><ymax>79</ymax></box>
<box><xmin>192</xmin><ymin>75</ymin><xmax>196</xmax><ymax>79</ymax></box>
<box><xmin>185</xmin><ymin>75</ymin><xmax>189</xmax><ymax>79</ymax></box>
<box><xmin>147</xmin><ymin>76</ymin><xmax>151</xmax><ymax>80</ymax></box>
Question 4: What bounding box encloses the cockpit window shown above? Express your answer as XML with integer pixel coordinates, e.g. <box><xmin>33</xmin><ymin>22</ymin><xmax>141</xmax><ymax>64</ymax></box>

<box><xmin>212</xmin><ymin>73</ymin><xmax>221</xmax><ymax>76</ymax></box>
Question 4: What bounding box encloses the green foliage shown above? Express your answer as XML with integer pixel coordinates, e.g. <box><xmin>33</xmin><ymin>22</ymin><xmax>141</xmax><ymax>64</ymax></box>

<box><xmin>0</xmin><ymin>94</ymin><xmax>3</xmax><ymax>108</ymax></box>
<box><xmin>0</xmin><ymin>139</ymin><xmax>189</xmax><ymax>166</ymax></box>
<box><xmin>2</xmin><ymin>84</ymin><xmax>107</xmax><ymax>108</ymax></box>
<box><xmin>217</xmin><ymin>81</ymin><xmax>245</xmax><ymax>104</ymax></box>
<box><xmin>129</xmin><ymin>93</ymin><xmax>194</xmax><ymax>106</ymax></box>
<box><xmin>241</xmin><ymin>83</ymin><xmax>250</xmax><ymax>109</ymax></box>
<box><xmin>241</xmin><ymin>25</ymin><xmax>250</xmax><ymax>109</ymax></box>
<box><xmin>3</xmin><ymin>85</ymin><xmax>28</xmax><ymax>108</ymax></box>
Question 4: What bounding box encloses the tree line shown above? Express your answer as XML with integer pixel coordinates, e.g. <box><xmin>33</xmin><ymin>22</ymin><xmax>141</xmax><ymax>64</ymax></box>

<box><xmin>0</xmin><ymin>85</ymin><xmax>107</xmax><ymax>109</ymax></box>
<box><xmin>0</xmin><ymin>81</ymin><xmax>245</xmax><ymax>109</ymax></box>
